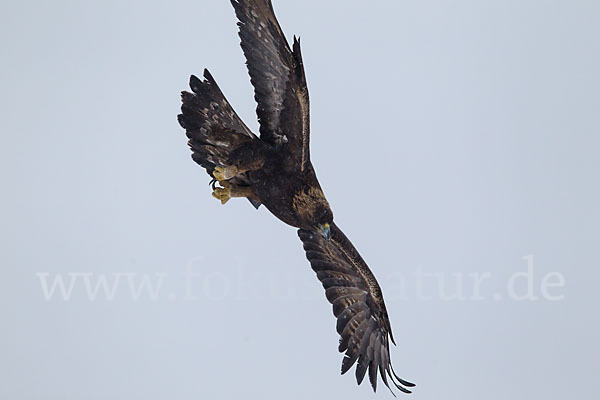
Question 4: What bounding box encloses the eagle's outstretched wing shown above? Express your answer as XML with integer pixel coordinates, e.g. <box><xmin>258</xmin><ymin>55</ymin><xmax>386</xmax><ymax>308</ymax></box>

<box><xmin>231</xmin><ymin>0</ymin><xmax>310</xmax><ymax>171</ymax></box>
<box><xmin>298</xmin><ymin>224</ymin><xmax>415</xmax><ymax>395</ymax></box>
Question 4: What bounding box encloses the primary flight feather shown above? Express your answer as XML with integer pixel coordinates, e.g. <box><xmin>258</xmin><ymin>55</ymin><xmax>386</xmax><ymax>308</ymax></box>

<box><xmin>177</xmin><ymin>0</ymin><xmax>415</xmax><ymax>394</ymax></box>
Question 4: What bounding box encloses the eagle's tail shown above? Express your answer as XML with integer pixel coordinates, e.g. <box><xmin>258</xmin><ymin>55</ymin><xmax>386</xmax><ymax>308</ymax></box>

<box><xmin>178</xmin><ymin>68</ymin><xmax>258</xmax><ymax>176</ymax></box>
<box><xmin>178</xmin><ymin>69</ymin><xmax>262</xmax><ymax>208</ymax></box>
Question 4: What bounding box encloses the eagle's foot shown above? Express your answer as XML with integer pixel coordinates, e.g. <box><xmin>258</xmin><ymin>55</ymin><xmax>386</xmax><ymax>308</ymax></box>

<box><xmin>209</xmin><ymin>179</ymin><xmax>231</xmax><ymax>190</ymax></box>
<box><xmin>212</xmin><ymin>186</ymin><xmax>231</xmax><ymax>204</ymax></box>
<box><xmin>213</xmin><ymin>165</ymin><xmax>239</xmax><ymax>181</ymax></box>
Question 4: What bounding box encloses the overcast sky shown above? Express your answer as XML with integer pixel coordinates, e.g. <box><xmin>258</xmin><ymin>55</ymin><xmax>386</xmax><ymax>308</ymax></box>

<box><xmin>1</xmin><ymin>0</ymin><xmax>599</xmax><ymax>399</ymax></box>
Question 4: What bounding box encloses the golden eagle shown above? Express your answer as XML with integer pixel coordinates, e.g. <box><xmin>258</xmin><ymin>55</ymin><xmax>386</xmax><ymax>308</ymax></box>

<box><xmin>178</xmin><ymin>0</ymin><xmax>415</xmax><ymax>394</ymax></box>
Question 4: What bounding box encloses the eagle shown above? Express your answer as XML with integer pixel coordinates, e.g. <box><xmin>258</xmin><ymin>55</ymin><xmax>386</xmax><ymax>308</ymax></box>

<box><xmin>178</xmin><ymin>0</ymin><xmax>415</xmax><ymax>395</ymax></box>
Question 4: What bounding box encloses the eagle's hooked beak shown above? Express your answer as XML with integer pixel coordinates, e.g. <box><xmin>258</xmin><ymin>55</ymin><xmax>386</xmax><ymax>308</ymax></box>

<box><xmin>318</xmin><ymin>223</ymin><xmax>331</xmax><ymax>240</ymax></box>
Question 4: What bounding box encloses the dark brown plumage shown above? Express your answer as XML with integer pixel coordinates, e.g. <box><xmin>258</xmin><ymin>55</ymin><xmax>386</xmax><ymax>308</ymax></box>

<box><xmin>299</xmin><ymin>224</ymin><xmax>415</xmax><ymax>394</ymax></box>
<box><xmin>178</xmin><ymin>0</ymin><xmax>414</xmax><ymax>394</ymax></box>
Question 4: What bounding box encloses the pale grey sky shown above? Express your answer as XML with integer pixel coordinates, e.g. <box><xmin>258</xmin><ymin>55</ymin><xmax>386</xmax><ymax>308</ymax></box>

<box><xmin>1</xmin><ymin>0</ymin><xmax>599</xmax><ymax>399</ymax></box>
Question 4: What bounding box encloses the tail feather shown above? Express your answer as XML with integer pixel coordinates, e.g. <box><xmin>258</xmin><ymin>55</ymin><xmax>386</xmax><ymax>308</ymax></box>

<box><xmin>178</xmin><ymin>69</ymin><xmax>257</xmax><ymax>173</ymax></box>
<box><xmin>178</xmin><ymin>69</ymin><xmax>261</xmax><ymax>208</ymax></box>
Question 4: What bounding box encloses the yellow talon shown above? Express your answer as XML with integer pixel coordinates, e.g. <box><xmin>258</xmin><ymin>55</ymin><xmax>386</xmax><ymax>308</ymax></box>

<box><xmin>212</xmin><ymin>186</ymin><xmax>230</xmax><ymax>204</ymax></box>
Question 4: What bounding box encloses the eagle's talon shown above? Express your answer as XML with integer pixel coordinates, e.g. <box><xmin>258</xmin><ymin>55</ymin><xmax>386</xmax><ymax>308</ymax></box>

<box><xmin>212</xmin><ymin>186</ymin><xmax>231</xmax><ymax>204</ymax></box>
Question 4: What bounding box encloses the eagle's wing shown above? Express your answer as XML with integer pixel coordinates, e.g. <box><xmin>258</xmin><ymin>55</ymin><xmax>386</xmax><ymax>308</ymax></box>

<box><xmin>231</xmin><ymin>0</ymin><xmax>310</xmax><ymax>171</ymax></box>
<box><xmin>298</xmin><ymin>223</ymin><xmax>415</xmax><ymax>395</ymax></box>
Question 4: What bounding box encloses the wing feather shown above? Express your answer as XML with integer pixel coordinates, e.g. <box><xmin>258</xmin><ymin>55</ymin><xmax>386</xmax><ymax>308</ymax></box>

<box><xmin>231</xmin><ymin>0</ymin><xmax>310</xmax><ymax>171</ymax></box>
<box><xmin>332</xmin><ymin>293</ymin><xmax>367</xmax><ymax>317</ymax></box>
<box><xmin>298</xmin><ymin>224</ymin><xmax>415</xmax><ymax>394</ymax></box>
<box><xmin>355</xmin><ymin>320</ymin><xmax>376</xmax><ymax>384</ymax></box>
<box><xmin>367</xmin><ymin>333</ymin><xmax>378</xmax><ymax>391</ymax></box>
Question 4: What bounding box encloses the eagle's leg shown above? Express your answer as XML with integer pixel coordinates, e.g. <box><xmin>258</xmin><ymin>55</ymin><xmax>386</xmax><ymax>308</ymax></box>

<box><xmin>212</xmin><ymin>182</ymin><xmax>258</xmax><ymax>205</ymax></box>
<box><xmin>213</xmin><ymin>141</ymin><xmax>266</xmax><ymax>183</ymax></box>
<box><xmin>213</xmin><ymin>165</ymin><xmax>242</xmax><ymax>182</ymax></box>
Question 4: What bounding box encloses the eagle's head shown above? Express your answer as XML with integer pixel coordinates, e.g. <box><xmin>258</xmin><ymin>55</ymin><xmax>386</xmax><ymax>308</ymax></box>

<box><xmin>293</xmin><ymin>186</ymin><xmax>333</xmax><ymax>239</ymax></box>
